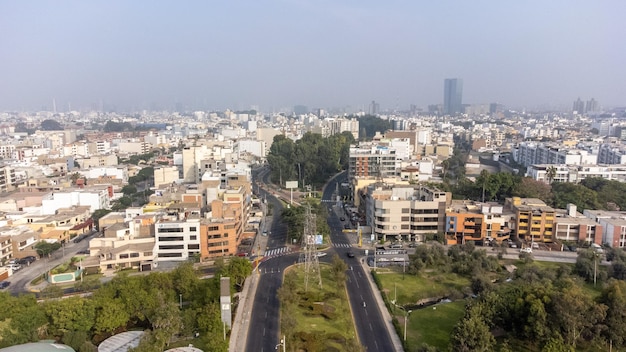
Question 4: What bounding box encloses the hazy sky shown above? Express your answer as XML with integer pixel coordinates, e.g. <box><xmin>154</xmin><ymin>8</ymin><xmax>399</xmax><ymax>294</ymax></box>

<box><xmin>1</xmin><ymin>1</ymin><xmax>624</xmax><ymax>112</ymax></box>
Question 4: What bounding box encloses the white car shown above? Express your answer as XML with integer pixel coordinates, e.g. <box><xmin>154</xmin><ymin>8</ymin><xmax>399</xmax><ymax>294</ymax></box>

<box><xmin>520</xmin><ymin>247</ymin><xmax>532</xmax><ymax>254</ymax></box>
<box><xmin>6</xmin><ymin>264</ymin><xmax>21</xmax><ymax>271</ymax></box>
<box><xmin>316</xmin><ymin>252</ymin><xmax>328</xmax><ymax>257</ymax></box>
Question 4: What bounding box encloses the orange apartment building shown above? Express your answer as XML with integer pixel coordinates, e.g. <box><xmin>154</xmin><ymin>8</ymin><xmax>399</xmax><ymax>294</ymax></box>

<box><xmin>445</xmin><ymin>201</ymin><xmax>510</xmax><ymax>245</ymax></box>
<box><xmin>199</xmin><ymin>186</ymin><xmax>248</xmax><ymax>259</ymax></box>
<box><xmin>506</xmin><ymin>197</ymin><xmax>555</xmax><ymax>243</ymax></box>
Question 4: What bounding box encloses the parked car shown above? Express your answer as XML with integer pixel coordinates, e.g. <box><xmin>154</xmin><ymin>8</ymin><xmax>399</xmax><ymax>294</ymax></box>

<box><xmin>17</xmin><ymin>256</ymin><xmax>36</xmax><ymax>265</ymax></box>
<box><xmin>0</xmin><ymin>281</ymin><xmax>10</xmax><ymax>289</ymax></box>
<box><xmin>77</xmin><ymin>250</ymin><xmax>90</xmax><ymax>255</ymax></box>
<box><xmin>340</xmin><ymin>217</ymin><xmax>345</xmax><ymax>221</ymax></box>
<box><xmin>520</xmin><ymin>247</ymin><xmax>532</xmax><ymax>254</ymax></box>
<box><xmin>6</xmin><ymin>264</ymin><xmax>21</xmax><ymax>271</ymax></box>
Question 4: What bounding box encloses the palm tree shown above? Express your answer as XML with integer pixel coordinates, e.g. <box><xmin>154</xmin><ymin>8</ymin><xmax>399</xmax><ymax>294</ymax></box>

<box><xmin>546</xmin><ymin>166</ymin><xmax>557</xmax><ymax>184</ymax></box>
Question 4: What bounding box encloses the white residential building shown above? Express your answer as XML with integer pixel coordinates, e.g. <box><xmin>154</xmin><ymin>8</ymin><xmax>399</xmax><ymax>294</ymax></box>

<box><xmin>41</xmin><ymin>186</ymin><xmax>111</xmax><ymax>215</ymax></box>
<box><xmin>154</xmin><ymin>219</ymin><xmax>201</xmax><ymax>261</ymax></box>
<box><xmin>527</xmin><ymin>164</ymin><xmax>626</xmax><ymax>184</ymax></box>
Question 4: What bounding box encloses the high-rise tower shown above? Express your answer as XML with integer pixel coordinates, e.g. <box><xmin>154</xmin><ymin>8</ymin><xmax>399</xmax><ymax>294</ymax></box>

<box><xmin>443</xmin><ymin>78</ymin><xmax>463</xmax><ymax>115</ymax></box>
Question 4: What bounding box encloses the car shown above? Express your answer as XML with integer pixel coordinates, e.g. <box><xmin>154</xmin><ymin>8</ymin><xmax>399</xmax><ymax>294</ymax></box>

<box><xmin>0</xmin><ymin>281</ymin><xmax>10</xmax><ymax>289</ymax></box>
<box><xmin>520</xmin><ymin>247</ymin><xmax>532</xmax><ymax>254</ymax></box>
<box><xmin>340</xmin><ymin>217</ymin><xmax>345</xmax><ymax>221</ymax></box>
<box><xmin>316</xmin><ymin>252</ymin><xmax>328</xmax><ymax>257</ymax></box>
<box><xmin>408</xmin><ymin>242</ymin><xmax>418</xmax><ymax>248</ymax></box>
<box><xmin>343</xmin><ymin>224</ymin><xmax>350</xmax><ymax>229</ymax></box>
<box><xmin>77</xmin><ymin>250</ymin><xmax>90</xmax><ymax>255</ymax></box>
<box><xmin>347</xmin><ymin>251</ymin><xmax>355</xmax><ymax>258</ymax></box>
<box><xmin>17</xmin><ymin>256</ymin><xmax>36</xmax><ymax>265</ymax></box>
<box><xmin>6</xmin><ymin>264</ymin><xmax>21</xmax><ymax>271</ymax></box>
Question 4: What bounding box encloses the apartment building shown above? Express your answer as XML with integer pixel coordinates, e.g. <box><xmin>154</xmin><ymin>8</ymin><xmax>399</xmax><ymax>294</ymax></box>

<box><xmin>527</xmin><ymin>164</ymin><xmax>626</xmax><ymax>184</ymax></box>
<box><xmin>154</xmin><ymin>218</ymin><xmax>201</xmax><ymax>261</ymax></box>
<box><xmin>514</xmin><ymin>142</ymin><xmax>597</xmax><ymax>167</ymax></box>
<box><xmin>200</xmin><ymin>218</ymin><xmax>239</xmax><ymax>258</ymax></box>
<box><xmin>364</xmin><ymin>184</ymin><xmax>450</xmax><ymax>242</ymax></box>
<box><xmin>506</xmin><ymin>197</ymin><xmax>555</xmax><ymax>243</ymax></box>
<box><xmin>154</xmin><ymin>166</ymin><xmax>179</xmax><ymax>188</ymax></box>
<box><xmin>445</xmin><ymin>201</ymin><xmax>510</xmax><ymax>245</ymax></box>
<box><xmin>76</xmin><ymin>154</ymin><xmax>119</xmax><ymax>168</ymax></box>
<box><xmin>583</xmin><ymin>210</ymin><xmax>626</xmax><ymax>248</ymax></box>
<box><xmin>0</xmin><ymin>235</ymin><xmax>11</xmax><ymax>264</ymax></box>
<box><xmin>598</xmin><ymin>144</ymin><xmax>626</xmax><ymax>164</ymax></box>
<box><xmin>349</xmin><ymin>145</ymin><xmax>398</xmax><ymax>180</ymax></box>
<box><xmin>0</xmin><ymin>165</ymin><xmax>17</xmax><ymax>193</ymax></box>
<box><xmin>41</xmin><ymin>186</ymin><xmax>112</xmax><ymax>215</ymax></box>
<box><xmin>88</xmin><ymin>222</ymin><xmax>156</xmax><ymax>272</ymax></box>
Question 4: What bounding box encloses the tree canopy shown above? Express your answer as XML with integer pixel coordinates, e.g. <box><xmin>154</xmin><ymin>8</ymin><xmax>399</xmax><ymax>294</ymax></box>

<box><xmin>267</xmin><ymin>132</ymin><xmax>354</xmax><ymax>188</ymax></box>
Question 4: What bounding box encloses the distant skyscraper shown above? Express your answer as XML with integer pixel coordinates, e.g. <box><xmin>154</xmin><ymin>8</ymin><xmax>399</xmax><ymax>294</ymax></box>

<box><xmin>293</xmin><ymin>105</ymin><xmax>308</xmax><ymax>115</ymax></box>
<box><xmin>586</xmin><ymin>98</ymin><xmax>599</xmax><ymax>113</ymax></box>
<box><xmin>573</xmin><ymin>98</ymin><xmax>585</xmax><ymax>114</ymax></box>
<box><xmin>443</xmin><ymin>78</ymin><xmax>463</xmax><ymax>115</ymax></box>
<box><xmin>369</xmin><ymin>100</ymin><xmax>380</xmax><ymax>115</ymax></box>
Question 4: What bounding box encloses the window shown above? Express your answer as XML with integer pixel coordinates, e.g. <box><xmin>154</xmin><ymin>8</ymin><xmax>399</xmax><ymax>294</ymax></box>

<box><xmin>158</xmin><ymin>227</ymin><xmax>183</xmax><ymax>233</ymax></box>
<box><xmin>188</xmin><ymin>244</ymin><xmax>200</xmax><ymax>250</ymax></box>
<box><xmin>190</xmin><ymin>235</ymin><xmax>197</xmax><ymax>240</ymax></box>
<box><xmin>119</xmin><ymin>253</ymin><xmax>129</xmax><ymax>259</ymax></box>
<box><xmin>130</xmin><ymin>253</ymin><xmax>139</xmax><ymax>258</ymax></box>
<box><xmin>159</xmin><ymin>236</ymin><xmax>184</xmax><ymax>241</ymax></box>
<box><xmin>208</xmin><ymin>226</ymin><xmax>219</xmax><ymax>231</ymax></box>
<box><xmin>159</xmin><ymin>245</ymin><xmax>184</xmax><ymax>250</ymax></box>
<box><xmin>190</xmin><ymin>227</ymin><xmax>197</xmax><ymax>232</ymax></box>
<box><xmin>158</xmin><ymin>252</ymin><xmax>183</xmax><ymax>258</ymax></box>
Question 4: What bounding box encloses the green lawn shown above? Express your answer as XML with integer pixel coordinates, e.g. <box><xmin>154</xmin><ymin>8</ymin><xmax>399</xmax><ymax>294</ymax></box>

<box><xmin>376</xmin><ymin>271</ymin><xmax>470</xmax><ymax>305</ymax></box>
<box><xmin>408</xmin><ymin>300</ymin><xmax>466</xmax><ymax>349</ymax></box>
<box><xmin>283</xmin><ymin>264</ymin><xmax>359</xmax><ymax>351</ymax></box>
<box><xmin>376</xmin><ymin>271</ymin><xmax>471</xmax><ymax>351</ymax></box>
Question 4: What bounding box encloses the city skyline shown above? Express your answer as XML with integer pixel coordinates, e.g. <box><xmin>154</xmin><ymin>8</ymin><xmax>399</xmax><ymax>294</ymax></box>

<box><xmin>1</xmin><ymin>1</ymin><xmax>625</xmax><ymax>112</ymax></box>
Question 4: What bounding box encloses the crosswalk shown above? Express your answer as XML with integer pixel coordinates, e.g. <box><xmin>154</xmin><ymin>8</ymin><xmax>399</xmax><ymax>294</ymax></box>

<box><xmin>264</xmin><ymin>247</ymin><xmax>292</xmax><ymax>257</ymax></box>
<box><xmin>334</xmin><ymin>243</ymin><xmax>352</xmax><ymax>248</ymax></box>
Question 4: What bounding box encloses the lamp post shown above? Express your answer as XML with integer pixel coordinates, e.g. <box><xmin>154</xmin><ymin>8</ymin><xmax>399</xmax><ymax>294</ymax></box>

<box><xmin>275</xmin><ymin>335</ymin><xmax>286</xmax><ymax>352</ymax></box>
<box><xmin>404</xmin><ymin>310</ymin><xmax>412</xmax><ymax>342</ymax></box>
<box><xmin>179</xmin><ymin>294</ymin><xmax>182</xmax><ymax>309</ymax></box>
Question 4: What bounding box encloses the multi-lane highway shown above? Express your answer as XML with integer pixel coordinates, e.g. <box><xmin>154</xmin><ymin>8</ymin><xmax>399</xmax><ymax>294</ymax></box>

<box><xmin>323</xmin><ymin>173</ymin><xmax>396</xmax><ymax>351</ymax></box>
<box><xmin>243</xmin><ymin>168</ymin><xmax>396</xmax><ymax>351</ymax></box>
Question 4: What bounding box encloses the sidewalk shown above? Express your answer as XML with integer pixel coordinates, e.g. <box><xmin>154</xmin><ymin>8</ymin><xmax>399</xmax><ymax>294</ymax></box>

<box><xmin>229</xmin><ymin>269</ymin><xmax>260</xmax><ymax>352</ymax></box>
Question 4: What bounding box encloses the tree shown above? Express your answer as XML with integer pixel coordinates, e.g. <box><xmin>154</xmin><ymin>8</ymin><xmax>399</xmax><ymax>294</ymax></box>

<box><xmin>41</xmin><ymin>119</ymin><xmax>64</xmax><ymax>130</ymax></box>
<box><xmin>551</xmin><ymin>182</ymin><xmax>602</xmax><ymax>210</ymax></box>
<box><xmin>91</xmin><ymin>209</ymin><xmax>112</xmax><ymax>231</ymax></box>
<box><xmin>121</xmin><ymin>185</ymin><xmax>137</xmax><ymax>196</ymax></box>
<box><xmin>599</xmin><ymin>280</ymin><xmax>626</xmax><ymax>347</ymax></box>
<box><xmin>93</xmin><ymin>298</ymin><xmax>130</xmax><ymax>335</ymax></box>
<box><xmin>44</xmin><ymin>297</ymin><xmax>95</xmax><ymax>335</ymax></box>
<box><xmin>549</xmin><ymin>282</ymin><xmax>607</xmax><ymax>348</ymax></box>
<box><xmin>512</xmin><ymin>177</ymin><xmax>552</xmax><ymax>203</ymax></box>
<box><xmin>546</xmin><ymin>166</ymin><xmax>557</xmax><ymax>184</ymax></box>
<box><xmin>35</xmin><ymin>241</ymin><xmax>62</xmax><ymax>257</ymax></box>
<box><xmin>450</xmin><ymin>309</ymin><xmax>495</xmax><ymax>352</ymax></box>
<box><xmin>330</xmin><ymin>254</ymin><xmax>348</xmax><ymax>291</ymax></box>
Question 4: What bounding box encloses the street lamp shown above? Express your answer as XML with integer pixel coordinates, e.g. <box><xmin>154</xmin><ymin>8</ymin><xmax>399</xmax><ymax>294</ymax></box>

<box><xmin>275</xmin><ymin>335</ymin><xmax>286</xmax><ymax>352</ymax></box>
<box><xmin>404</xmin><ymin>309</ymin><xmax>412</xmax><ymax>342</ymax></box>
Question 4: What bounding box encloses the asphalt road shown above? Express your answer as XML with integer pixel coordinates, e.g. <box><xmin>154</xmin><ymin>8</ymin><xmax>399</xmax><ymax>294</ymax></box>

<box><xmin>5</xmin><ymin>230</ymin><xmax>96</xmax><ymax>295</ymax></box>
<box><xmin>323</xmin><ymin>172</ymin><xmax>396</xmax><ymax>351</ymax></box>
<box><xmin>244</xmin><ymin>166</ymin><xmax>291</xmax><ymax>352</ymax></box>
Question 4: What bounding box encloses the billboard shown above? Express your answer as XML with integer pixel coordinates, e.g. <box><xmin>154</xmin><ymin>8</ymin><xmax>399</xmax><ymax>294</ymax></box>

<box><xmin>285</xmin><ymin>180</ymin><xmax>298</xmax><ymax>189</ymax></box>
